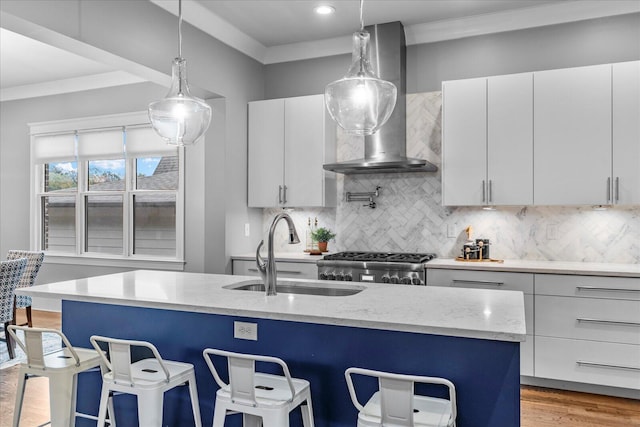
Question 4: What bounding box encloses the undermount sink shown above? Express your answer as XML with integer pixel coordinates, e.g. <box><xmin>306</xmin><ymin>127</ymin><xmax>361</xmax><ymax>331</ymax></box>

<box><xmin>224</xmin><ymin>280</ymin><xmax>365</xmax><ymax>296</ymax></box>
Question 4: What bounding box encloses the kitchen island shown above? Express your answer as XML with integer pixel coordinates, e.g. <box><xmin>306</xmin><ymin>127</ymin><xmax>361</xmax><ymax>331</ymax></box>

<box><xmin>19</xmin><ymin>270</ymin><xmax>526</xmax><ymax>427</ymax></box>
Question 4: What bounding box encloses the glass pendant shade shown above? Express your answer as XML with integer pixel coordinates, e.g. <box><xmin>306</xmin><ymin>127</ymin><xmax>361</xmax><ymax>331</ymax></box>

<box><xmin>148</xmin><ymin>58</ymin><xmax>211</xmax><ymax>146</ymax></box>
<box><xmin>325</xmin><ymin>30</ymin><xmax>397</xmax><ymax>135</ymax></box>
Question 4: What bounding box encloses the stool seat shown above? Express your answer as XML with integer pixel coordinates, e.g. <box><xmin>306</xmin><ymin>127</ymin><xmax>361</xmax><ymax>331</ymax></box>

<box><xmin>204</xmin><ymin>348</ymin><xmax>314</xmax><ymax>427</ymax></box>
<box><xmin>9</xmin><ymin>325</ymin><xmax>114</xmax><ymax>427</ymax></box>
<box><xmin>359</xmin><ymin>391</ymin><xmax>455</xmax><ymax>427</ymax></box>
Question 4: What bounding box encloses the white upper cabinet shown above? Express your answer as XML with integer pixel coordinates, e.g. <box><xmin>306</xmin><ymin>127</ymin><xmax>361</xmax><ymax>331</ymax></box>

<box><xmin>442</xmin><ymin>73</ymin><xmax>533</xmax><ymax>206</ymax></box>
<box><xmin>487</xmin><ymin>73</ymin><xmax>534</xmax><ymax>205</ymax></box>
<box><xmin>248</xmin><ymin>99</ymin><xmax>285</xmax><ymax>207</ymax></box>
<box><xmin>612</xmin><ymin>61</ymin><xmax>640</xmax><ymax>205</ymax></box>
<box><xmin>442</xmin><ymin>78</ymin><xmax>487</xmax><ymax>206</ymax></box>
<box><xmin>248</xmin><ymin>94</ymin><xmax>336</xmax><ymax>208</ymax></box>
<box><xmin>534</xmin><ymin>64</ymin><xmax>612</xmax><ymax>205</ymax></box>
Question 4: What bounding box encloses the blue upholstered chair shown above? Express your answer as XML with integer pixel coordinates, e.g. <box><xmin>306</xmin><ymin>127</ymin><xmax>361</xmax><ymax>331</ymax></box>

<box><xmin>6</xmin><ymin>250</ymin><xmax>44</xmax><ymax>328</ymax></box>
<box><xmin>1</xmin><ymin>258</ymin><xmax>27</xmax><ymax>359</ymax></box>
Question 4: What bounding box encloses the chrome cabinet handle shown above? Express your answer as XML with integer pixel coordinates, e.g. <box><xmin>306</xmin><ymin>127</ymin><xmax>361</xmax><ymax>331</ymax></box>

<box><xmin>576</xmin><ymin>286</ymin><xmax>640</xmax><ymax>293</ymax></box>
<box><xmin>453</xmin><ymin>279</ymin><xmax>504</xmax><ymax>287</ymax></box>
<box><xmin>615</xmin><ymin>177</ymin><xmax>620</xmax><ymax>202</ymax></box>
<box><xmin>278</xmin><ymin>185</ymin><xmax>283</xmax><ymax>204</ymax></box>
<box><xmin>283</xmin><ymin>185</ymin><xmax>288</xmax><ymax>204</ymax></box>
<box><xmin>607</xmin><ymin>177</ymin><xmax>611</xmax><ymax>203</ymax></box>
<box><xmin>482</xmin><ymin>180</ymin><xmax>486</xmax><ymax>203</ymax></box>
<box><xmin>577</xmin><ymin>318</ymin><xmax>640</xmax><ymax>327</ymax></box>
<box><xmin>577</xmin><ymin>360</ymin><xmax>640</xmax><ymax>372</ymax></box>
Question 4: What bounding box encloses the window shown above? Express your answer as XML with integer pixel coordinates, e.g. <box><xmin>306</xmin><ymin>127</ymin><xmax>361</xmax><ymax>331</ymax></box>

<box><xmin>30</xmin><ymin>112</ymin><xmax>184</xmax><ymax>267</ymax></box>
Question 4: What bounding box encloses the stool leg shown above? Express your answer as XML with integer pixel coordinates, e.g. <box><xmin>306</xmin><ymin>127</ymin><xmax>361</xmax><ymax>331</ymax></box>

<box><xmin>187</xmin><ymin>376</ymin><xmax>203</xmax><ymax>427</ymax></box>
<box><xmin>97</xmin><ymin>386</ymin><xmax>111</xmax><ymax>426</ymax></box>
<box><xmin>137</xmin><ymin>389</ymin><xmax>164</xmax><ymax>426</ymax></box>
<box><xmin>107</xmin><ymin>393</ymin><xmax>117</xmax><ymax>427</ymax></box>
<box><xmin>211</xmin><ymin>401</ymin><xmax>227</xmax><ymax>427</ymax></box>
<box><xmin>48</xmin><ymin>372</ymin><xmax>76</xmax><ymax>427</ymax></box>
<box><xmin>301</xmin><ymin>396</ymin><xmax>314</xmax><ymax>427</ymax></box>
<box><xmin>12</xmin><ymin>369</ymin><xmax>28</xmax><ymax>427</ymax></box>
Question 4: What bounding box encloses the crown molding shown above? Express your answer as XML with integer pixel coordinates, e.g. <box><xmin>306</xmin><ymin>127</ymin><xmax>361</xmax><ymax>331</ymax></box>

<box><xmin>155</xmin><ymin>0</ymin><xmax>640</xmax><ymax>65</ymax></box>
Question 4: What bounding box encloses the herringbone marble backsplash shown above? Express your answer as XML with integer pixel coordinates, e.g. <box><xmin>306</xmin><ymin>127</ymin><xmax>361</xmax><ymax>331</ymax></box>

<box><xmin>264</xmin><ymin>92</ymin><xmax>640</xmax><ymax>263</ymax></box>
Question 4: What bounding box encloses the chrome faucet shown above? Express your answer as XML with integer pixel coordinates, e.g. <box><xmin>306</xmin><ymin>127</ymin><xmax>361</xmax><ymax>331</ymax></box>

<box><xmin>256</xmin><ymin>212</ymin><xmax>300</xmax><ymax>296</ymax></box>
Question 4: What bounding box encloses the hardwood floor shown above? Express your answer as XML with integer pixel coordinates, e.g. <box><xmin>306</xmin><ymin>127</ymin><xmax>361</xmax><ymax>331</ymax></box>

<box><xmin>1</xmin><ymin>310</ymin><xmax>638</xmax><ymax>427</ymax></box>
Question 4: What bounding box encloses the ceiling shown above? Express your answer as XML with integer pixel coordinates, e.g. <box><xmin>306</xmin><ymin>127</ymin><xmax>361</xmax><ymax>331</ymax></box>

<box><xmin>1</xmin><ymin>0</ymin><xmax>639</xmax><ymax>101</ymax></box>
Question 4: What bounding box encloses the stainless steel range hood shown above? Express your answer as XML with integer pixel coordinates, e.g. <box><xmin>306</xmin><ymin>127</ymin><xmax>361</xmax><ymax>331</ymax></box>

<box><xmin>323</xmin><ymin>21</ymin><xmax>437</xmax><ymax>174</ymax></box>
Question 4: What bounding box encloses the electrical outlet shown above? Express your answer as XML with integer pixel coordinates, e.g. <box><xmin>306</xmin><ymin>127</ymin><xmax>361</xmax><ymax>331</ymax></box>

<box><xmin>447</xmin><ymin>224</ymin><xmax>457</xmax><ymax>238</ymax></box>
<box><xmin>234</xmin><ymin>321</ymin><xmax>258</xmax><ymax>341</ymax></box>
<box><xmin>244</xmin><ymin>223</ymin><xmax>250</xmax><ymax>237</ymax></box>
<box><xmin>546</xmin><ymin>224</ymin><xmax>558</xmax><ymax>240</ymax></box>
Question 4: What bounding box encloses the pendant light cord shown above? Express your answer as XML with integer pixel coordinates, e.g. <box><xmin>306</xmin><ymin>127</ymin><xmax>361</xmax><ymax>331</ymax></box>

<box><xmin>359</xmin><ymin>0</ymin><xmax>364</xmax><ymax>31</ymax></box>
<box><xmin>177</xmin><ymin>0</ymin><xmax>183</xmax><ymax>58</ymax></box>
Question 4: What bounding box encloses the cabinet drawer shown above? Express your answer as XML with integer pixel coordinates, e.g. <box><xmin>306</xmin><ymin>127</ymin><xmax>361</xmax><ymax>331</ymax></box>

<box><xmin>536</xmin><ymin>274</ymin><xmax>640</xmax><ymax>300</ymax></box>
<box><xmin>521</xmin><ymin>334</ymin><xmax>534</xmax><ymax>377</ymax></box>
<box><xmin>232</xmin><ymin>260</ymin><xmax>317</xmax><ymax>280</ymax></box>
<box><xmin>426</xmin><ymin>269</ymin><xmax>533</xmax><ymax>294</ymax></box>
<box><xmin>536</xmin><ymin>336</ymin><xmax>640</xmax><ymax>390</ymax></box>
<box><xmin>536</xmin><ymin>295</ymin><xmax>640</xmax><ymax>345</ymax></box>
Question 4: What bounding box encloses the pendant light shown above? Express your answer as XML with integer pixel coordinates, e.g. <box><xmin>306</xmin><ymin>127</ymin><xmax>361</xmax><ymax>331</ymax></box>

<box><xmin>148</xmin><ymin>0</ymin><xmax>211</xmax><ymax>146</ymax></box>
<box><xmin>324</xmin><ymin>0</ymin><xmax>397</xmax><ymax>136</ymax></box>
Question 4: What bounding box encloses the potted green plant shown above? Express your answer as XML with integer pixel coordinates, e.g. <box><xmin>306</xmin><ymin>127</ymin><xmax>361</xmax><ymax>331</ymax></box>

<box><xmin>311</xmin><ymin>227</ymin><xmax>336</xmax><ymax>252</ymax></box>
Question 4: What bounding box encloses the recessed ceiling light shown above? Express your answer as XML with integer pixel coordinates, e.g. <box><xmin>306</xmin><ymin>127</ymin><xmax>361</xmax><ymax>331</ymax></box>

<box><xmin>314</xmin><ymin>5</ymin><xmax>335</xmax><ymax>15</ymax></box>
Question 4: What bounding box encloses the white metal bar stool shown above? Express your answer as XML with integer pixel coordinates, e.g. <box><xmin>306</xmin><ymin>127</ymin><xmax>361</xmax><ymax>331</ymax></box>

<box><xmin>345</xmin><ymin>367</ymin><xmax>457</xmax><ymax>427</ymax></box>
<box><xmin>203</xmin><ymin>348</ymin><xmax>314</xmax><ymax>427</ymax></box>
<box><xmin>90</xmin><ymin>335</ymin><xmax>202</xmax><ymax>427</ymax></box>
<box><xmin>8</xmin><ymin>325</ymin><xmax>115</xmax><ymax>427</ymax></box>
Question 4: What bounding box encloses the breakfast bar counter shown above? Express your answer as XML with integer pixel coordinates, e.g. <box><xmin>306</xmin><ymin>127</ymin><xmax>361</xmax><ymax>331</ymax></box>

<box><xmin>19</xmin><ymin>270</ymin><xmax>526</xmax><ymax>427</ymax></box>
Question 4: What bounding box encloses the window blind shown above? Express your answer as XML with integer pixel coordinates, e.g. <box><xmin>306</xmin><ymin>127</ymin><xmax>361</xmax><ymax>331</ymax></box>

<box><xmin>125</xmin><ymin>127</ymin><xmax>178</xmax><ymax>157</ymax></box>
<box><xmin>32</xmin><ymin>133</ymin><xmax>76</xmax><ymax>163</ymax></box>
<box><xmin>77</xmin><ymin>129</ymin><xmax>124</xmax><ymax>160</ymax></box>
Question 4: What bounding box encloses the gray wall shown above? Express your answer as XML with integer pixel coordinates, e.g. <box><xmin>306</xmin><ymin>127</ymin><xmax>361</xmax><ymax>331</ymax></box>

<box><xmin>0</xmin><ymin>1</ymin><xmax>265</xmax><ymax>295</ymax></box>
<box><xmin>265</xmin><ymin>13</ymin><xmax>640</xmax><ymax>98</ymax></box>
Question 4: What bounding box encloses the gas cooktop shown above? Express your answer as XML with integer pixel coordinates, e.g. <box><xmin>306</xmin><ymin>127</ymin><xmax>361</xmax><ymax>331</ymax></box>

<box><xmin>322</xmin><ymin>251</ymin><xmax>436</xmax><ymax>264</ymax></box>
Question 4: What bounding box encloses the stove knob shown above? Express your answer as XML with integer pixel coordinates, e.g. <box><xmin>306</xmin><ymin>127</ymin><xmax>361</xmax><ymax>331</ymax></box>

<box><xmin>336</xmin><ymin>272</ymin><xmax>345</xmax><ymax>281</ymax></box>
<box><xmin>344</xmin><ymin>273</ymin><xmax>353</xmax><ymax>281</ymax></box>
<box><xmin>412</xmin><ymin>277</ymin><xmax>423</xmax><ymax>285</ymax></box>
<box><xmin>319</xmin><ymin>272</ymin><xmax>328</xmax><ymax>280</ymax></box>
<box><xmin>401</xmin><ymin>276</ymin><xmax>412</xmax><ymax>285</ymax></box>
<box><xmin>390</xmin><ymin>275</ymin><xmax>400</xmax><ymax>284</ymax></box>
<box><xmin>327</xmin><ymin>272</ymin><xmax>336</xmax><ymax>280</ymax></box>
<box><xmin>381</xmin><ymin>275</ymin><xmax>391</xmax><ymax>283</ymax></box>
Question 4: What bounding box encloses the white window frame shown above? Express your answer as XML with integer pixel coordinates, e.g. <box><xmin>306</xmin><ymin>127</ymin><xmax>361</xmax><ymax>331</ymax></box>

<box><xmin>29</xmin><ymin>111</ymin><xmax>185</xmax><ymax>270</ymax></box>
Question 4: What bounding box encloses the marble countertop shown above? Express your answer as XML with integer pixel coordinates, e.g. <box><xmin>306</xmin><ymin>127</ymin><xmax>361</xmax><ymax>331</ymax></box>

<box><xmin>426</xmin><ymin>259</ymin><xmax>640</xmax><ymax>277</ymax></box>
<box><xmin>18</xmin><ymin>270</ymin><xmax>525</xmax><ymax>342</ymax></box>
<box><xmin>232</xmin><ymin>253</ymin><xmax>639</xmax><ymax>277</ymax></box>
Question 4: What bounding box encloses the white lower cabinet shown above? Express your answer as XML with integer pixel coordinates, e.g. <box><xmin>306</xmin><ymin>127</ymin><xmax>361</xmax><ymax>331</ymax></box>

<box><xmin>535</xmin><ymin>336</ymin><xmax>640</xmax><ymax>390</ymax></box>
<box><xmin>426</xmin><ymin>269</ymin><xmax>534</xmax><ymax>376</ymax></box>
<box><xmin>232</xmin><ymin>259</ymin><xmax>317</xmax><ymax>280</ymax></box>
<box><xmin>535</xmin><ymin>274</ymin><xmax>640</xmax><ymax>390</ymax></box>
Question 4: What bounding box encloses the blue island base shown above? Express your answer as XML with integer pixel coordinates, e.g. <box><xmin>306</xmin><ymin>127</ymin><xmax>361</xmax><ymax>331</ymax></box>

<box><xmin>63</xmin><ymin>301</ymin><xmax>520</xmax><ymax>427</ymax></box>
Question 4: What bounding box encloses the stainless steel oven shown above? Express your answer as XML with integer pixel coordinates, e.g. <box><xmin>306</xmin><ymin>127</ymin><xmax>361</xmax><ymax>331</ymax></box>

<box><xmin>316</xmin><ymin>251</ymin><xmax>436</xmax><ymax>285</ymax></box>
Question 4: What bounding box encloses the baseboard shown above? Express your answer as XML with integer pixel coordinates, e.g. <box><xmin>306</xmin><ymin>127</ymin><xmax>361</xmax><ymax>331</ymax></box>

<box><xmin>521</xmin><ymin>375</ymin><xmax>640</xmax><ymax>400</ymax></box>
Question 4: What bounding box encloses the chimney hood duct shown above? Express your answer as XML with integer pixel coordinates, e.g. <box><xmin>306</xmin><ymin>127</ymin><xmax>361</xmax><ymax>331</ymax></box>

<box><xmin>323</xmin><ymin>21</ymin><xmax>437</xmax><ymax>174</ymax></box>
